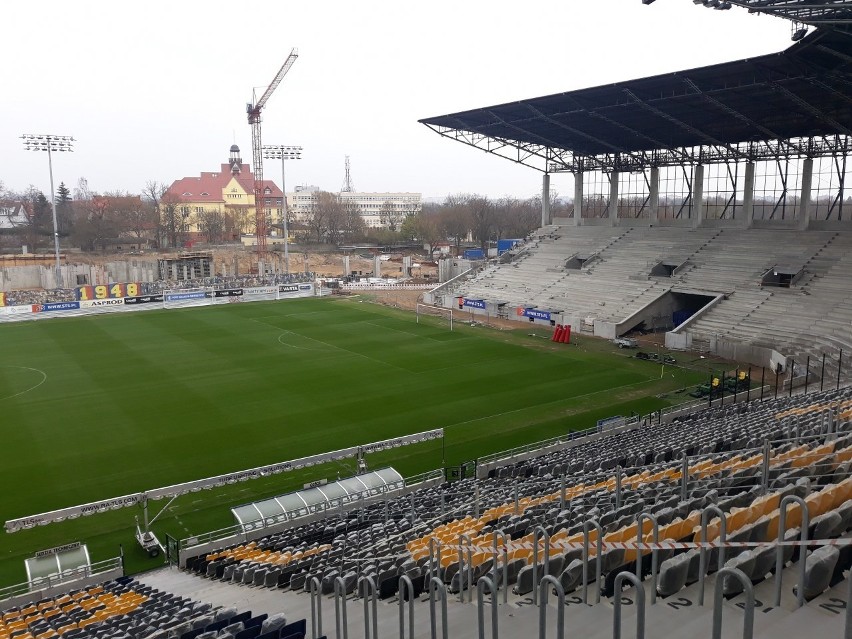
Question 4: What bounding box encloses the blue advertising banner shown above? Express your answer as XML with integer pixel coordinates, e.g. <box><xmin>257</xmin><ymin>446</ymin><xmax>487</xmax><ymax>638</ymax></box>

<box><xmin>520</xmin><ymin>308</ymin><xmax>551</xmax><ymax>321</ymax></box>
<box><xmin>32</xmin><ymin>301</ymin><xmax>81</xmax><ymax>313</ymax></box>
<box><xmin>164</xmin><ymin>291</ymin><xmax>207</xmax><ymax>302</ymax></box>
<box><xmin>462</xmin><ymin>298</ymin><xmax>486</xmax><ymax>310</ymax></box>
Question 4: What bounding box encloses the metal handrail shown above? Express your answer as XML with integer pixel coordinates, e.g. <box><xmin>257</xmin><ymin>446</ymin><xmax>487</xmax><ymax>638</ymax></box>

<box><xmin>492</xmin><ymin>528</ymin><xmax>509</xmax><ymax>605</ymax></box>
<box><xmin>712</xmin><ymin>568</ymin><xmax>754</xmax><ymax>639</ymax></box>
<box><xmin>0</xmin><ymin>557</ymin><xmax>123</xmax><ymax>603</ymax></box>
<box><xmin>358</xmin><ymin>575</ymin><xmax>378</xmax><ymax>639</ymax></box>
<box><xmin>774</xmin><ymin>494</ymin><xmax>810</xmax><ymax>609</ymax></box>
<box><xmin>429</xmin><ymin>576</ymin><xmax>449</xmax><ymax>639</ymax></box>
<box><xmin>583</xmin><ymin>519</ymin><xmax>603</xmax><ymax>605</ymax></box>
<box><xmin>698</xmin><ymin>505</ymin><xmax>727</xmax><ymax>606</ymax></box>
<box><xmin>477</xmin><ymin>576</ymin><xmax>498</xmax><ymax>639</ymax></box>
<box><xmin>334</xmin><ymin>576</ymin><xmax>349</xmax><ymax>639</ymax></box>
<box><xmin>399</xmin><ymin>574</ymin><xmax>415</xmax><ymax>639</ymax></box>
<box><xmin>429</xmin><ymin>537</ymin><xmax>442</xmax><ymax>582</ymax></box>
<box><xmin>538</xmin><ymin>575</ymin><xmax>565</xmax><ymax>639</ymax></box>
<box><xmin>459</xmin><ymin>533</ymin><xmax>474</xmax><ymax>603</ymax></box>
<box><xmin>309</xmin><ymin>576</ymin><xmax>322</xmax><ymax>639</ymax></box>
<box><xmin>636</xmin><ymin>512</ymin><xmax>660</xmax><ymax>605</ymax></box>
<box><xmin>613</xmin><ymin>572</ymin><xmax>646</xmax><ymax>639</ymax></box>
<box><xmin>532</xmin><ymin>526</ymin><xmax>551</xmax><ymax>606</ymax></box>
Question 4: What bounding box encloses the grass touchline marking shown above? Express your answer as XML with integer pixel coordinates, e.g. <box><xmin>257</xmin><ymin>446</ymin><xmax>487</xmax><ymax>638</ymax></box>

<box><xmin>443</xmin><ymin>378</ymin><xmax>659</xmax><ymax>430</ymax></box>
<box><xmin>0</xmin><ymin>366</ymin><xmax>48</xmax><ymax>402</ymax></box>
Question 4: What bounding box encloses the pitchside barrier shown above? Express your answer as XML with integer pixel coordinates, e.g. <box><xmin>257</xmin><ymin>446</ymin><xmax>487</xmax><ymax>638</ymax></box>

<box><xmin>0</xmin><ymin>283</ymin><xmax>316</xmax><ymax>323</ymax></box>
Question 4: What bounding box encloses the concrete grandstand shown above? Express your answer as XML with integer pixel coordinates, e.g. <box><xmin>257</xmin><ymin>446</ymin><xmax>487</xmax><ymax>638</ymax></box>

<box><xmin>4</xmin><ymin>3</ymin><xmax>852</xmax><ymax>639</ymax></box>
<box><xmin>421</xmin><ymin>24</ymin><xmax>852</xmax><ymax>386</ymax></box>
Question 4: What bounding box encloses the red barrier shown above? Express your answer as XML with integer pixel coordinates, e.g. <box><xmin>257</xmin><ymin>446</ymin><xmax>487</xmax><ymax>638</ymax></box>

<box><xmin>552</xmin><ymin>325</ymin><xmax>563</xmax><ymax>342</ymax></box>
<box><xmin>561</xmin><ymin>325</ymin><xmax>571</xmax><ymax>344</ymax></box>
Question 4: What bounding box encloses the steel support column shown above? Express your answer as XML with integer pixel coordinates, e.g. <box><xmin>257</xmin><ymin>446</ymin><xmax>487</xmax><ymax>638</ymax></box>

<box><xmin>609</xmin><ymin>170</ymin><xmax>619</xmax><ymax>226</ymax></box>
<box><xmin>692</xmin><ymin>164</ymin><xmax>705</xmax><ymax>227</ymax></box>
<box><xmin>649</xmin><ymin>166</ymin><xmax>659</xmax><ymax>225</ymax></box>
<box><xmin>799</xmin><ymin>157</ymin><xmax>814</xmax><ymax>230</ymax></box>
<box><xmin>573</xmin><ymin>172</ymin><xmax>583</xmax><ymax>226</ymax></box>
<box><xmin>742</xmin><ymin>161</ymin><xmax>755</xmax><ymax>228</ymax></box>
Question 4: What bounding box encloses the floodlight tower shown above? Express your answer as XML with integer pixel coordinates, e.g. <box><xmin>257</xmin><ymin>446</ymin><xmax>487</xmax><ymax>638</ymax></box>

<box><xmin>262</xmin><ymin>145</ymin><xmax>302</xmax><ymax>274</ymax></box>
<box><xmin>21</xmin><ymin>134</ymin><xmax>74</xmax><ymax>288</ymax></box>
<box><xmin>246</xmin><ymin>48</ymin><xmax>298</xmax><ymax>264</ymax></box>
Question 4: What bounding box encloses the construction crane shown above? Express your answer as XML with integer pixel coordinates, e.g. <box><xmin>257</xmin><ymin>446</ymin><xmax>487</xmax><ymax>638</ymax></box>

<box><xmin>247</xmin><ymin>48</ymin><xmax>298</xmax><ymax>262</ymax></box>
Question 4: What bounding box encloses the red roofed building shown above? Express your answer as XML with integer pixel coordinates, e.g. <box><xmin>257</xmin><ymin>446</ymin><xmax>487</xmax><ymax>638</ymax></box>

<box><xmin>164</xmin><ymin>145</ymin><xmax>283</xmax><ymax>244</ymax></box>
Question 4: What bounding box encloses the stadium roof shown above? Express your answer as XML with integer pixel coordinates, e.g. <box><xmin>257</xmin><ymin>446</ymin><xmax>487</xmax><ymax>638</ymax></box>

<box><xmin>419</xmin><ymin>29</ymin><xmax>852</xmax><ymax>171</ymax></box>
<box><xmin>721</xmin><ymin>0</ymin><xmax>852</xmax><ymax>31</ymax></box>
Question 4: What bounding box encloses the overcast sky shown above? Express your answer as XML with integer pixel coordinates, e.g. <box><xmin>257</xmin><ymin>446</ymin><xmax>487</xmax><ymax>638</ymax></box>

<box><xmin>5</xmin><ymin>1</ymin><xmax>793</xmax><ymax>201</ymax></box>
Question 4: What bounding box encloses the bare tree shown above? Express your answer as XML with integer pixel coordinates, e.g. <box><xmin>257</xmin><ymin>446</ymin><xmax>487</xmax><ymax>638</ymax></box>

<box><xmin>320</xmin><ymin>193</ymin><xmax>346</xmax><ymax>245</ymax></box>
<box><xmin>306</xmin><ymin>191</ymin><xmax>335</xmax><ymax>242</ymax></box>
<box><xmin>379</xmin><ymin>199</ymin><xmax>405</xmax><ymax>232</ymax></box>
<box><xmin>72</xmin><ymin>190</ymin><xmax>121</xmax><ymax>252</ymax></box>
<box><xmin>341</xmin><ymin>198</ymin><xmax>365</xmax><ymax>242</ymax></box>
<box><xmin>142</xmin><ymin>180</ymin><xmax>168</xmax><ymax>247</ymax></box>
<box><xmin>438</xmin><ymin>195</ymin><xmax>472</xmax><ymax>254</ymax></box>
<box><xmin>198</xmin><ymin>207</ymin><xmax>227</xmax><ymax>244</ymax></box>
<box><xmin>159</xmin><ymin>193</ymin><xmax>189</xmax><ymax>248</ymax></box>
<box><xmin>467</xmin><ymin>195</ymin><xmax>493</xmax><ymax>250</ymax></box>
<box><xmin>117</xmin><ymin>196</ymin><xmax>157</xmax><ymax>241</ymax></box>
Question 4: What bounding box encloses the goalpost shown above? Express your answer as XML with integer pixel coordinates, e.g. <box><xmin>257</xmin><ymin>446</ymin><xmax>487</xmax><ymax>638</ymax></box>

<box><xmin>416</xmin><ymin>303</ymin><xmax>454</xmax><ymax>331</ymax></box>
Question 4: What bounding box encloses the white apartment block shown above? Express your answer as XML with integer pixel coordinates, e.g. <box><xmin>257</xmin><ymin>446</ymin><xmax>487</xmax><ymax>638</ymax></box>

<box><xmin>287</xmin><ymin>186</ymin><xmax>421</xmax><ymax>230</ymax></box>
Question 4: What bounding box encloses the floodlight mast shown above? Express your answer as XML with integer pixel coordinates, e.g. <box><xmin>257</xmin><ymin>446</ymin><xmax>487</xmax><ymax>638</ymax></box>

<box><xmin>263</xmin><ymin>145</ymin><xmax>302</xmax><ymax>274</ymax></box>
<box><xmin>247</xmin><ymin>48</ymin><xmax>298</xmax><ymax>265</ymax></box>
<box><xmin>21</xmin><ymin>134</ymin><xmax>74</xmax><ymax>288</ymax></box>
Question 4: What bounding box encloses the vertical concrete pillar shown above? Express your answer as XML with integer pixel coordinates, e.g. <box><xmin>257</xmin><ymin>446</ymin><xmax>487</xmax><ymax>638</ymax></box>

<box><xmin>649</xmin><ymin>166</ymin><xmax>660</xmax><ymax>225</ymax></box>
<box><xmin>343</xmin><ymin>255</ymin><xmax>350</xmax><ymax>278</ymax></box>
<box><xmin>742</xmin><ymin>161</ymin><xmax>755</xmax><ymax>228</ymax></box>
<box><xmin>182</xmin><ymin>264</ymin><xmax>188</xmax><ymax>280</ymax></box>
<box><xmin>374</xmin><ymin>255</ymin><xmax>382</xmax><ymax>278</ymax></box>
<box><xmin>692</xmin><ymin>164</ymin><xmax>705</xmax><ymax>228</ymax></box>
<box><xmin>573</xmin><ymin>172</ymin><xmax>583</xmax><ymax>226</ymax></box>
<box><xmin>608</xmin><ymin>171</ymin><xmax>619</xmax><ymax>226</ymax></box>
<box><xmin>541</xmin><ymin>173</ymin><xmax>551</xmax><ymax>227</ymax></box>
<box><xmin>799</xmin><ymin>157</ymin><xmax>813</xmax><ymax>230</ymax></box>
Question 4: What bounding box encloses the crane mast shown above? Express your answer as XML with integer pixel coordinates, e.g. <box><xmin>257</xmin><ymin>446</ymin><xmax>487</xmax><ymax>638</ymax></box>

<box><xmin>246</xmin><ymin>48</ymin><xmax>298</xmax><ymax>263</ymax></box>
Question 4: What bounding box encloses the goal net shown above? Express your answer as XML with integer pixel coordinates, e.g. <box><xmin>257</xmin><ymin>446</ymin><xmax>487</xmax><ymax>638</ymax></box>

<box><xmin>415</xmin><ymin>303</ymin><xmax>454</xmax><ymax>331</ymax></box>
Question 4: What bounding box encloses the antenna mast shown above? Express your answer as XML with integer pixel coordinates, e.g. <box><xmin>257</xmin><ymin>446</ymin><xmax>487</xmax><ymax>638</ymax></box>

<box><xmin>341</xmin><ymin>155</ymin><xmax>355</xmax><ymax>193</ymax></box>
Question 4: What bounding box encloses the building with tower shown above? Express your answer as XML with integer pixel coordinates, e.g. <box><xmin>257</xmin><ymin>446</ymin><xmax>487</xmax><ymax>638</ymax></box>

<box><xmin>164</xmin><ymin>145</ymin><xmax>283</xmax><ymax>245</ymax></box>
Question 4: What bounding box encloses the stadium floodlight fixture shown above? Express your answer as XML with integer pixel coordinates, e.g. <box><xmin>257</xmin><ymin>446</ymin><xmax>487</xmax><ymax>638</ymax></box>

<box><xmin>262</xmin><ymin>144</ymin><xmax>303</xmax><ymax>274</ymax></box>
<box><xmin>641</xmin><ymin>0</ymin><xmax>656</xmax><ymax>5</ymax></box>
<box><xmin>21</xmin><ymin>134</ymin><xmax>75</xmax><ymax>289</ymax></box>
<box><xmin>791</xmin><ymin>22</ymin><xmax>808</xmax><ymax>41</ymax></box>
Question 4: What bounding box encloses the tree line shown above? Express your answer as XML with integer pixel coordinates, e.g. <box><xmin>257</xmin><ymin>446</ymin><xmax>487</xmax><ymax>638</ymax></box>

<box><xmin>0</xmin><ymin>180</ymin><xmax>547</xmax><ymax>254</ymax></box>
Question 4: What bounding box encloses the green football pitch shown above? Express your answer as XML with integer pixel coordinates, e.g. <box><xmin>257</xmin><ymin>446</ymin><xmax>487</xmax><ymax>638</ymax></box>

<box><xmin>0</xmin><ymin>297</ymin><xmax>708</xmax><ymax>584</ymax></box>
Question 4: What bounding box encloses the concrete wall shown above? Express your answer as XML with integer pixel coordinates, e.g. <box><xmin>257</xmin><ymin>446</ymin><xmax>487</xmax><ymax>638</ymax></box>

<box><xmin>0</xmin><ymin>261</ymin><xmax>159</xmax><ymax>292</ymax></box>
<box><xmin>665</xmin><ymin>331</ymin><xmax>692</xmax><ymax>350</ymax></box>
<box><xmin>709</xmin><ymin>337</ymin><xmax>783</xmax><ymax>370</ymax></box>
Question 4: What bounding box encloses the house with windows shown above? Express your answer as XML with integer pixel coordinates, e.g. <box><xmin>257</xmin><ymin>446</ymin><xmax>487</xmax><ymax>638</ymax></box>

<box><xmin>0</xmin><ymin>202</ymin><xmax>29</xmax><ymax>231</ymax></box>
<box><xmin>165</xmin><ymin>145</ymin><xmax>283</xmax><ymax>243</ymax></box>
